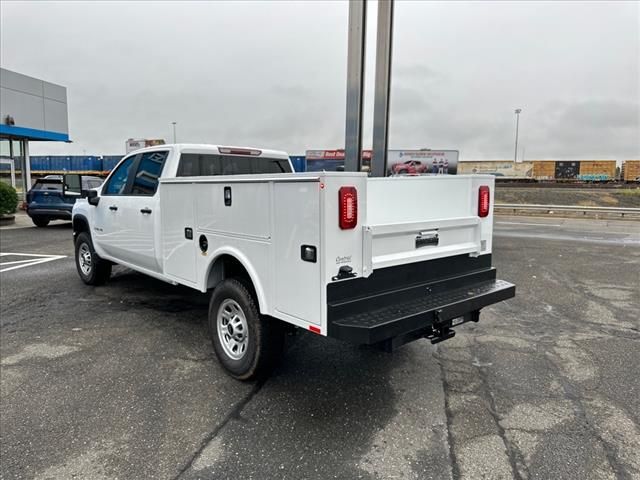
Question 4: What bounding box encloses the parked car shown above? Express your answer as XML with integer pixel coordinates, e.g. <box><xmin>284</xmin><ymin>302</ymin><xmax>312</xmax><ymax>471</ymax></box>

<box><xmin>26</xmin><ymin>176</ymin><xmax>103</xmax><ymax>227</ymax></box>
<box><xmin>390</xmin><ymin>160</ymin><xmax>428</xmax><ymax>175</ymax></box>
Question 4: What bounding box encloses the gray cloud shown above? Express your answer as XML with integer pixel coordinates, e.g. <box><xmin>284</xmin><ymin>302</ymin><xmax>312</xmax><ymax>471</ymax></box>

<box><xmin>1</xmin><ymin>0</ymin><xmax>638</xmax><ymax>160</ymax></box>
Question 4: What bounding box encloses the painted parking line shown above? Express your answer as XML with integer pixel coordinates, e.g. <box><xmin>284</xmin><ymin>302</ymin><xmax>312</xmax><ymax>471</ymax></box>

<box><xmin>0</xmin><ymin>253</ymin><xmax>67</xmax><ymax>273</ymax></box>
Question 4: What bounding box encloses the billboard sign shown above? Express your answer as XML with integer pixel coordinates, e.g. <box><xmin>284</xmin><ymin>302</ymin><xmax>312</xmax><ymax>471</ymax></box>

<box><xmin>126</xmin><ymin>138</ymin><xmax>166</xmax><ymax>153</ymax></box>
<box><xmin>387</xmin><ymin>150</ymin><xmax>458</xmax><ymax>175</ymax></box>
<box><xmin>305</xmin><ymin>149</ymin><xmax>372</xmax><ymax>172</ymax></box>
<box><xmin>305</xmin><ymin>149</ymin><xmax>458</xmax><ymax>175</ymax></box>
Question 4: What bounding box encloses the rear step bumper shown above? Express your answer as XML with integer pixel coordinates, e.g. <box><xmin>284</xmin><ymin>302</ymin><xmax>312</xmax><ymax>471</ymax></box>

<box><xmin>328</xmin><ymin>277</ymin><xmax>515</xmax><ymax>346</ymax></box>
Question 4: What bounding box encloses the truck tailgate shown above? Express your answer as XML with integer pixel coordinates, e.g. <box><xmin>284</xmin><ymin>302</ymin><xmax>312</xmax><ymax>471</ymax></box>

<box><xmin>364</xmin><ymin>175</ymin><xmax>493</xmax><ymax>272</ymax></box>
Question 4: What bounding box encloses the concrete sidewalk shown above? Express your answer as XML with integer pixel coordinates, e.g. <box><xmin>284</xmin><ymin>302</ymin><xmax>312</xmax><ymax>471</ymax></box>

<box><xmin>0</xmin><ymin>211</ymin><xmax>70</xmax><ymax>230</ymax></box>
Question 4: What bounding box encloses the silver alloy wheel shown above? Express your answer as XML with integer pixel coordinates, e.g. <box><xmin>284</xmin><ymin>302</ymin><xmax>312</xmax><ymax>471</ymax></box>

<box><xmin>217</xmin><ymin>299</ymin><xmax>249</xmax><ymax>360</ymax></box>
<box><xmin>78</xmin><ymin>243</ymin><xmax>93</xmax><ymax>276</ymax></box>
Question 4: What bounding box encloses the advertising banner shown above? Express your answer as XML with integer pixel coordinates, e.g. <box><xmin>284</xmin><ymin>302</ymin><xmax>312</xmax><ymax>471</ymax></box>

<box><xmin>126</xmin><ymin>138</ymin><xmax>166</xmax><ymax>153</ymax></box>
<box><xmin>387</xmin><ymin>150</ymin><xmax>458</xmax><ymax>175</ymax></box>
<box><xmin>305</xmin><ymin>149</ymin><xmax>457</xmax><ymax>175</ymax></box>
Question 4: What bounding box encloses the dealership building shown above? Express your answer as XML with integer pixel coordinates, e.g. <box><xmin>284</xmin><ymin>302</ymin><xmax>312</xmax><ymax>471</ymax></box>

<box><xmin>0</xmin><ymin>68</ymin><xmax>70</xmax><ymax>199</ymax></box>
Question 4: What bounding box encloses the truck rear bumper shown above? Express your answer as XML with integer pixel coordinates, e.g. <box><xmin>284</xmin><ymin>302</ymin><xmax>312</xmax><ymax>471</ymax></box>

<box><xmin>326</xmin><ymin>254</ymin><xmax>515</xmax><ymax>346</ymax></box>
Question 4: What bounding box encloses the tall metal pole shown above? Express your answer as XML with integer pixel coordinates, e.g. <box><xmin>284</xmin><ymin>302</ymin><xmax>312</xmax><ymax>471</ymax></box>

<box><xmin>514</xmin><ymin>108</ymin><xmax>521</xmax><ymax>162</ymax></box>
<box><xmin>371</xmin><ymin>0</ymin><xmax>394</xmax><ymax>177</ymax></box>
<box><xmin>172</xmin><ymin>121</ymin><xmax>177</xmax><ymax>143</ymax></box>
<box><xmin>344</xmin><ymin>0</ymin><xmax>367</xmax><ymax>172</ymax></box>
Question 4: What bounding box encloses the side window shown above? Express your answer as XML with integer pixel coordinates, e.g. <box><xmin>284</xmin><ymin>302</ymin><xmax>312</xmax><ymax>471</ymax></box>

<box><xmin>103</xmin><ymin>157</ymin><xmax>135</xmax><ymax>195</ymax></box>
<box><xmin>131</xmin><ymin>151</ymin><xmax>168</xmax><ymax>195</ymax></box>
<box><xmin>177</xmin><ymin>153</ymin><xmax>201</xmax><ymax>176</ymax></box>
<box><xmin>177</xmin><ymin>154</ymin><xmax>223</xmax><ymax>176</ymax></box>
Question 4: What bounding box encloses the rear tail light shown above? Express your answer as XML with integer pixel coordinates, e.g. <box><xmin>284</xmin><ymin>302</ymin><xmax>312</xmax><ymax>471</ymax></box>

<box><xmin>339</xmin><ymin>186</ymin><xmax>358</xmax><ymax>229</ymax></box>
<box><xmin>478</xmin><ymin>186</ymin><xmax>490</xmax><ymax>218</ymax></box>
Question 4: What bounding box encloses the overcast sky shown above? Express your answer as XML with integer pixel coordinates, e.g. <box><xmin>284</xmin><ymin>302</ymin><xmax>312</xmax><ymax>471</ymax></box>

<box><xmin>1</xmin><ymin>0</ymin><xmax>639</xmax><ymax>160</ymax></box>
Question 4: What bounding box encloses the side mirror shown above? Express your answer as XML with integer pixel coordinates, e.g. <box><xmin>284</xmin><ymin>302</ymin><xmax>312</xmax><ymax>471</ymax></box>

<box><xmin>63</xmin><ymin>174</ymin><xmax>100</xmax><ymax>206</ymax></box>
<box><xmin>87</xmin><ymin>190</ymin><xmax>99</xmax><ymax>206</ymax></box>
<box><xmin>63</xmin><ymin>174</ymin><xmax>83</xmax><ymax>197</ymax></box>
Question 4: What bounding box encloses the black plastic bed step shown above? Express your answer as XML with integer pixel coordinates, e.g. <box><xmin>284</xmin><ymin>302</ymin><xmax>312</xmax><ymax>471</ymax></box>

<box><xmin>329</xmin><ymin>279</ymin><xmax>515</xmax><ymax>344</ymax></box>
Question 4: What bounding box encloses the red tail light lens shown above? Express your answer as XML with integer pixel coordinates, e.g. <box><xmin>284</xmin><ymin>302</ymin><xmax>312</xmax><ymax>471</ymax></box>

<box><xmin>339</xmin><ymin>186</ymin><xmax>358</xmax><ymax>229</ymax></box>
<box><xmin>478</xmin><ymin>186</ymin><xmax>490</xmax><ymax>218</ymax></box>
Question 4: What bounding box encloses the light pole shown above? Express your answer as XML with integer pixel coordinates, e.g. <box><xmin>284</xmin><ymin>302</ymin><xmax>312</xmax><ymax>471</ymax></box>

<box><xmin>171</xmin><ymin>121</ymin><xmax>177</xmax><ymax>144</ymax></box>
<box><xmin>513</xmin><ymin>109</ymin><xmax>522</xmax><ymax>162</ymax></box>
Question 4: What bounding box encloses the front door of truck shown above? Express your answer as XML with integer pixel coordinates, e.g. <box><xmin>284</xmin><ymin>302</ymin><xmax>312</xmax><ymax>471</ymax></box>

<box><xmin>117</xmin><ymin>150</ymin><xmax>168</xmax><ymax>272</ymax></box>
<box><xmin>93</xmin><ymin>155</ymin><xmax>137</xmax><ymax>259</ymax></box>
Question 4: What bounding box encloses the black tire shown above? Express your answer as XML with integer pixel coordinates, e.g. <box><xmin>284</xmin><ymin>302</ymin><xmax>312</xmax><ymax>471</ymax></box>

<box><xmin>74</xmin><ymin>231</ymin><xmax>112</xmax><ymax>286</ymax></box>
<box><xmin>398</xmin><ymin>169</ymin><xmax>408</xmax><ymax>174</ymax></box>
<box><xmin>208</xmin><ymin>278</ymin><xmax>284</xmax><ymax>380</ymax></box>
<box><xmin>32</xmin><ymin>216</ymin><xmax>50</xmax><ymax>228</ymax></box>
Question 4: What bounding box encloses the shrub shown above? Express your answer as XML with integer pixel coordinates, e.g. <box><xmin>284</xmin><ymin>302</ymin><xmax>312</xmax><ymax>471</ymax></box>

<box><xmin>0</xmin><ymin>182</ymin><xmax>18</xmax><ymax>215</ymax></box>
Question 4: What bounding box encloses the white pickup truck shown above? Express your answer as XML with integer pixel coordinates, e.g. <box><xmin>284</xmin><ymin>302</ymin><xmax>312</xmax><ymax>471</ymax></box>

<box><xmin>65</xmin><ymin>144</ymin><xmax>515</xmax><ymax>380</ymax></box>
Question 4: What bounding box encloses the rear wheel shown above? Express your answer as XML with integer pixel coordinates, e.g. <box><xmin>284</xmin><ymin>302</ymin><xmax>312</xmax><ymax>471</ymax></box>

<box><xmin>398</xmin><ymin>169</ymin><xmax>408</xmax><ymax>174</ymax></box>
<box><xmin>74</xmin><ymin>232</ymin><xmax>111</xmax><ymax>285</ymax></box>
<box><xmin>32</xmin><ymin>216</ymin><xmax>50</xmax><ymax>228</ymax></box>
<box><xmin>209</xmin><ymin>278</ymin><xmax>284</xmax><ymax>380</ymax></box>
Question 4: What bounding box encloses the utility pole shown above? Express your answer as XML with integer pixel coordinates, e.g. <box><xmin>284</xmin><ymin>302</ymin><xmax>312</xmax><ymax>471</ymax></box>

<box><xmin>514</xmin><ymin>108</ymin><xmax>522</xmax><ymax>162</ymax></box>
<box><xmin>172</xmin><ymin>121</ymin><xmax>177</xmax><ymax>144</ymax></box>
<box><xmin>371</xmin><ymin>0</ymin><xmax>394</xmax><ymax>177</ymax></box>
<box><xmin>344</xmin><ymin>0</ymin><xmax>394</xmax><ymax>177</ymax></box>
<box><xmin>344</xmin><ymin>1</ymin><xmax>367</xmax><ymax>173</ymax></box>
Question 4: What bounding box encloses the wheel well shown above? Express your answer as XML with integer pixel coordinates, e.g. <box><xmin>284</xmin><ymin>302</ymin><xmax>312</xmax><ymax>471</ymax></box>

<box><xmin>73</xmin><ymin>216</ymin><xmax>90</xmax><ymax>236</ymax></box>
<box><xmin>207</xmin><ymin>254</ymin><xmax>258</xmax><ymax>300</ymax></box>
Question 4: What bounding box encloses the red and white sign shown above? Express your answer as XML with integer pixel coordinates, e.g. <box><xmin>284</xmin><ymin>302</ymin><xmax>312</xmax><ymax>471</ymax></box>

<box><xmin>306</xmin><ymin>149</ymin><xmax>372</xmax><ymax>161</ymax></box>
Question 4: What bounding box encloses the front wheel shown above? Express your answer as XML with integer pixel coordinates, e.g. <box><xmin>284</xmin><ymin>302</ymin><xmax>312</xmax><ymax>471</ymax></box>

<box><xmin>209</xmin><ymin>278</ymin><xmax>284</xmax><ymax>380</ymax></box>
<box><xmin>32</xmin><ymin>216</ymin><xmax>50</xmax><ymax>228</ymax></box>
<box><xmin>74</xmin><ymin>232</ymin><xmax>112</xmax><ymax>285</ymax></box>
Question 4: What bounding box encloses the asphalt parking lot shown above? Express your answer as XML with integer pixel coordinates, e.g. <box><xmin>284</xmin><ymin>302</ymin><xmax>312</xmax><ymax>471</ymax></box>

<box><xmin>1</xmin><ymin>215</ymin><xmax>639</xmax><ymax>480</ymax></box>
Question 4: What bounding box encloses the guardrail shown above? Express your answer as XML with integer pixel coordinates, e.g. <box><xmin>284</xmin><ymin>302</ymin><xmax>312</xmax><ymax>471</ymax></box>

<box><xmin>495</xmin><ymin>204</ymin><xmax>640</xmax><ymax>218</ymax></box>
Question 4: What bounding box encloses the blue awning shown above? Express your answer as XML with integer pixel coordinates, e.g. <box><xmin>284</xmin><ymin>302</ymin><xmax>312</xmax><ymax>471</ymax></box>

<box><xmin>0</xmin><ymin>124</ymin><xmax>70</xmax><ymax>142</ymax></box>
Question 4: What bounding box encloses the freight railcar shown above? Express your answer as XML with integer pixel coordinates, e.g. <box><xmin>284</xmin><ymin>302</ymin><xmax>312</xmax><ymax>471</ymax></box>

<box><xmin>532</xmin><ymin>160</ymin><xmax>617</xmax><ymax>182</ymax></box>
<box><xmin>622</xmin><ymin>160</ymin><xmax>640</xmax><ymax>182</ymax></box>
<box><xmin>458</xmin><ymin>161</ymin><xmax>533</xmax><ymax>179</ymax></box>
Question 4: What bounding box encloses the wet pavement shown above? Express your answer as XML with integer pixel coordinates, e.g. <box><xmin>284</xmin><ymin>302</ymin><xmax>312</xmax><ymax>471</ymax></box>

<box><xmin>1</xmin><ymin>216</ymin><xmax>638</xmax><ymax>479</ymax></box>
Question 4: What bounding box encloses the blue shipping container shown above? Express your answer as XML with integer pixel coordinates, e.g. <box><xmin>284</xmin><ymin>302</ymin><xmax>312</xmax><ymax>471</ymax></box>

<box><xmin>30</xmin><ymin>156</ymin><xmax>50</xmax><ymax>171</ymax></box>
<box><xmin>102</xmin><ymin>156</ymin><xmax>124</xmax><ymax>172</ymax></box>
<box><xmin>289</xmin><ymin>155</ymin><xmax>306</xmax><ymax>172</ymax></box>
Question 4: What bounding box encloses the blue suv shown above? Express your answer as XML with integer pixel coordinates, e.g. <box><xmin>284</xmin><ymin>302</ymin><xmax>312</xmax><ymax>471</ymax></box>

<box><xmin>26</xmin><ymin>175</ymin><xmax>103</xmax><ymax>227</ymax></box>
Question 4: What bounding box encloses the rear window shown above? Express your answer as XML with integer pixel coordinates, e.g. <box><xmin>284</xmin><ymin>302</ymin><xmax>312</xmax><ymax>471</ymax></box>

<box><xmin>32</xmin><ymin>180</ymin><xmax>62</xmax><ymax>192</ymax></box>
<box><xmin>31</xmin><ymin>178</ymin><xmax>102</xmax><ymax>192</ymax></box>
<box><xmin>177</xmin><ymin>154</ymin><xmax>292</xmax><ymax>177</ymax></box>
